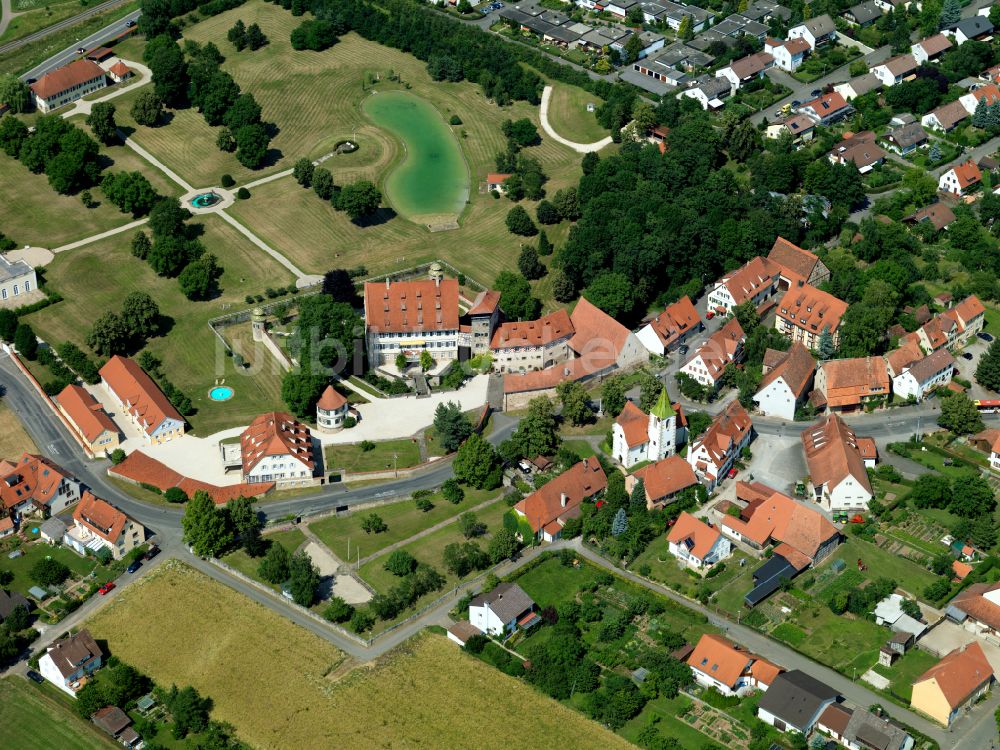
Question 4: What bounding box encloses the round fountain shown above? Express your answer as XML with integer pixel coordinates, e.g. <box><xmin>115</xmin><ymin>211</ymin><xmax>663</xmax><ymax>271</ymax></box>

<box><xmin>190</xmin><ymin>191</ymin><xmax>221</xmax><ymax>209</ymax></box>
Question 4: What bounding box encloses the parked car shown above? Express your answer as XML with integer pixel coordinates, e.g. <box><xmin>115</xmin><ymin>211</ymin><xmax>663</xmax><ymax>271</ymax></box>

<box><xmin>791</xmin><ymin>100</ymin><xmax>801</xmax><ymax>107</ymax></box>
<box><xmin>978</xmin><ymin>332</ymin><xmax>994</xmax><ymax>342</ymax></box>
<box><xmin>810</xmin><ymin>88</ymin><xmax>821</xmax><ymax>97</ymax></box>
<box><xmin>727</xmin><ymin>467</ymin><xmax>738</xmax><ymax>479</ymax></box>
<box><xmin>678</xmin><ymin>343</ymin><xmax>689</xmax><ymax>355</ymax></box>
<box><xmin>76</xmin><ymin>47</ymin><xmax>85</xmax><ymax>54</ymax></box>
<box><xmin>98</xmin><ymin>582</ymin><xmax>116</xmax><ymax>595</ymax></box>
<box><xmin>143</xmin><ymin>545</ymin><xmax>160</xmax><ymax>560</ymax></box>
<box><xmin>125</xmin><ymin>19</ymin><xmax>136</xmax><ymax>27</ymax></box>
<box><xmin>126</xmin><ymin>560</ymin><xmax>141</xmax><ymax>574</ymax></box>
<box><xmin>962</xmin><ymin>352</ymin><xmax>974</xmax><ymax>360</ymax></box>
<box><xmin>706</xmin><ymin>310</ymin><xmax>715</xmax><ymax>319</ymax></box>
<box><xmin>26</xmin><ymin>670</ymin><xmax>44</xmax><ymax>684</ymax></box>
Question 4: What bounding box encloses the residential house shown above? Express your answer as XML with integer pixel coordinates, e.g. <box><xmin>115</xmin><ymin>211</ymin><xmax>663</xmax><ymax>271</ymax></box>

<box><xmin>873</xmin><ymin>593</ymin><xmax>927</xmax><ymax>638</ymax></box>
<box><xmin>38</xmin><ymin>516</ymin><xmax>66</xmax><ymax>544</ymax></box>
<box><xmin>767</xmin><ymin>236</ymin><xmax>830</xmax><ymax>287</ymax></box>
<box><xmin>903</xmin><ymin>203</ymin><xmax>960</xmax><ymax>233</ymax></box>
<box><xmin>911</xmin><ymin>33</ymin><xmax>952</xmax><ymax>64</ymax></box>
<box><xmin>363</xmin><ymin>276</ymin><xmax>461</xmax><ymax>366</ymax></box>
<box><xmin>490</xmin><ymin>309</ymin><xmax>574</xmax><ymax>374</ymax></box>
<box><xmin>787</xmin><ymin>14</ymin><xmax>837</xmax><ymax>49</ymax></box>
<box><xmin>816</xmin><ymin>704</ymin><xmax>914</xmax><ymax>750</ymax></box>
<box><xmin>446</xmin><ymin>620</ymin><xmax>482</xmax><ymax>646</ymax></box>
<box><xmin>315</xmin><ymin>385</ymin><xmax>350</xmax><ymax>432</ymax></box>
<box><xmin>486</xmin><ymin>173</ymin><xmax>512</xmax><ymax>193</ymax></box>
<box><xmin>798</xmin><ymin>91</ymin><xmax>853</xmax><ymax>125</ymax></box>
<box><xmin>56</xmin><ymin>384</ymin><xmax>120</xmax><ymax>455</ymax></box>
<box><xmin>30</xmin><ymin>59</ymin><xmax>107</xmax><ymax>113</ymax></box>
<box><xmin>744</xmin><ymin>0</ymin><xmax>791</xmax><ymax>22</ymax></box>
<box><xmin>844</xmin><ymin>0</ymin><xmax>882</xmax><ymax>26</ymax></box>
<box><xmin>871</xmin><ymin>54</ymin><xmax>917</xmax><ymax>86</ymax></box>
<box><xmin>942</xmin><ymin>17</ymin><xmax>994</xmax><ymax>45</ymax></box>
<box><xmin>883</xmin><ymin>120</ymin><xmax>928</xmax><ymax>154</ymax></box>
<box><xmin>813</xmin><ymin>357</ymin><xmax>891</xmax><ymax>412</ymax></box>
<box><xmin>910</xmin><ymin>643</ymin><xmax>994</xmax><ymax>726</ymax></box>
<box><xmin>959</xmin><ymin>83</ymin><xmax>1000</xmax><ymax>115</ymax></box>
<box><xmin>0</xmin><ymin>516</ymin><xmax>10</xmax><ymax>538</ymax></box>
<box><xmin>686</xmin><ymin>634</ymin><xmax>782</xmax><ymax>695</ymax></box>
<box><xmin>680</xmin><ymin>317</ymin><xmax>746</xmax><ymax>388</ymax></box>
<box><xmin>921</xmin><ymin>99</ymin><xmax>970</xmax><ymax>132</ymax></box>
<box><xmin>240</xmin><ymin>412</ymin><xmax>317</xmax><ymax>487</ymax></box>
<box><xmin>904</xmin><ymin>295</ymin><xmax>986</xmax><ymax>352</ymax></box>
<box><xmin>828</xmin><ymin>133</ymin><xmax>887</xmax><ymax>174</ymax></box>
<box><xmin>91</xmin><ymin>706</ymin><xmax>141</xmax><ymax>748</ymax></box>
<box><xmin>706</xmin><ymin>256</ymin><xmax>783</xmax><ymax>314</ymax></box>
<box><xmin>970</xmin><ymin>428</ymin><xmax>1000</xmax><ymax>471</ymax></box>
<box><xmin>765</xmin><ymin>37</ymin><xmax>811</xmax><ymax>72</ymax></box>
<box><xmin>765</xmin><ymin>114</ymin><xmax>816</xmax><ymax>141</ymax></box>
<box><xmin>892</xmin><ymin>348</ymin><xmax>955</xmax><ymax>401</ymax></box>
<box><xmin>512</xmin><ymin>457</ymin><xmax>607</xmax><ymax>541</ymax></box>
<box><xmin>775</xmin><ymin>281</ymin><xmax>849</xmax><ymax>349</ymax></box>
<box><xmin>637</xmin><ymin>295</ymin><xmax>702</xmax><ymax>355</ymax></box>
<box><xmin>939</xmin><ymin>160</ymin><xmax>982</xmax><ymax>196</ymax></box>
<box><xmin>677</xmin><ymin>76</ymin><xmax>732</xmax><ymax>110</ymax></box>
<box><xmin>801</xmin><ymin>413</ymin><xmax>874</xmax><ymax>513</ymax></box>
<box><xmin>612</xmin><ymin>389</ymin><xmax>686</xmax><ymax>468</ymax></box>
<box><xmin>668</xmin><ymin>513</ymin><xmax>732</xmax><ymax>571</ymax></box>
<box><xmin>107</xmin><ymin>61</ymin><xmax>132</xmax><ymax>84</ymax></box>
<box><xmin>952</xmin><ymin>559</ymin><xmax>973</xmax><ymax>581</ymax></box>
<box><xmin>468</xmin><ymin>582</ymin><xmax>539</xmax><ymax>636</ymax></box>
<box><xmin>757</xmin><ymin>670</ymin><xmax>842</xmax><ymax>734</ymax></box>
<box><xmin>0</xmin><ymin>453</ymin><xmax>83</xmax><ymax>519</ymax></box>
<box><xmin>686</xmin><ymin>400</ymin><xmax>754</xmax><ymax>491</ymax></box>
<box><xmin>629</xmin><ymin>454</ymin><xmax>699</xmax><ymax>509</ymax></box>
<box><xmin>100</xmin><ymin>355</ymin><xmax>185</xmax><ymax>445</ymax></box>
<box><xmin>0</xmin><ymin>589</ymin><xmax>29</xmax><ymax>625</ymax></box>
<box><xmin>753</xmin><ymin>342</ymin><xmax>816</xmax><ymax>421</ymax></box>
<box><xmin>64</xmin><ymin>492</ymin><xmax>144</xmax><ymax>561</ymax></box>
<box><xmin>716</xmin><ymin>52</ymin><xmax>774</xmax><ymax>94</ymax></box>
<box><xmin>39</xmin><ymin>629</ymin><xmax>103</xmax><ymax>697</ymax></box>
<box><xmin>833</xmin><ymin>73</ymin><xmax>882</xmax><ymax>101</ymax></box>
<box><xmin>946</xmin><ymin>579</ymin><xmax>1000</xmax><ymax>640</ymax></box>
<box><xmin>0</xmin><ymin>253</ymin><xmax>38</xmax><ymax>304</ymax></box>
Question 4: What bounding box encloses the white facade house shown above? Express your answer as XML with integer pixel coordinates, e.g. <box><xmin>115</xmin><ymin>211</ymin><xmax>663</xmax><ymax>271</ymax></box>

<box><xmin>363</xmin><ymin>276</ymin><xmax>462</xmax><ymax>366</ymax></box>
<box><xmin>39</xmin><ymin>630</ymin><xmax>103</xmax><ymax>697</ymax></box>
<box><xmin>680</xmin><ymin>317</ymin><xmax>745</xmax><ymax>388</ymax></box>
<box><xmin>765</xmin><ymin>38</ymin><xmax>811</xmax><ymax>71</ymax></box>
<box><xmin>870</xmin><ymin>54</ymin><xmax>917</xmax><ymax>87</ymax></box>
<box><xmin>787</xmin><ymin>14</ymin><xmax>837</xmax><ymax>49</ymax></box>
<box><xmin>468</xmin><ymin>583</ymin><xmax>538</xmax><ymax>637</ymax></box>
<box><xmin>891</xmin><ymin>349</ymin><xmax>955</xmax><ymax>402</ymax></box>
<box><xmin>801</xmin><ymin>414</ymin><xmax>873</xmax><ymax>513</ymax></box>
<box><xmin>938</xmin><ymin>161</ymin><xmax>982</xmax><ymax>196</ymax></box>
<box><xmin>30</xmin><ymin>59</ymin><xmax>107</xmax><ymax>113</ymax></box>
<box><xmin>686</xmin><ymin>401</ymin><xmax>754</xmax><ymax>491</ymax></box>
<box><xmin>0</xmin><ymin>254</ymin><xmax>37</xmax><ymax>304</ymax></box>
<box><xmin>241</xmin><ymin>412</ymin><xmax>317</xmax><ymax>487</ymax></box>
<box><xmin>63</xmin><ymin>492</ymin><xmax>143</xmax><ymax>562</ymax></box>
<box><xmin>667</xmin><ymin>512</ymin><xmax>732</xmax><ymax>570</ymax></box>
<box><xmin>752</xmin><ymin>343</ymin><xmax>816</xmax><ymax>421</ymax></box>
<box><xmin>611</xmin><ymin>389</ymin><xmax>685</xmax><ymax>468</ymax></box>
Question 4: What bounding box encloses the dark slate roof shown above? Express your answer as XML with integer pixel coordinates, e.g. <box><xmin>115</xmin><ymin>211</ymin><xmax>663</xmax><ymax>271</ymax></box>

<box><xmin>0</xmin><ymin>589</ymin><xmax>30</xmax><ymax>621</ymax></box>
<box><xmin>746</xmin><ymin>556</ymin><xmax>797</xmax><ymax>607</ymax></box>
<box><xmin>470</xmin><ymin>582</ymin><xmax>535</xmax><ymax>623</ymax></box>
<box><xmin>949</xmin><ymin>17</ymin><xmax>993</xmax><ymax>38</ymax></box>
<box><xmin>757</xmin><ymin>670</ymin><xmax>841</xmax><ymax>732</ymax></box>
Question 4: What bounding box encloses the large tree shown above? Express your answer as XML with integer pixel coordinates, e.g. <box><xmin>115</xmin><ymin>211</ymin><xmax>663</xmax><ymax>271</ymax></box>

<box><xmin>322</xmin><ymin>268</ymin><xmax>357</xmax><ymax>303</ymax></box>
<box><xmin>120</xmin><ymin>291</ymin><xmax>161</xmax><ymax>342</ymax></box>
<box><xmin>433</xmin><ymin>400</ymin><xmax>472</xmax><ymax>452</ymax></box>
<box><xmin>130</xmin><ymin>90</ymin><xmax>163</xmax><ymax>127</ymax></box>
<box><xmin>181</xmin><ymin>491</ymin><xmax>234</xmax><ymax>557</ymax></box>
<box><xmin>493</xmin><ymin>271</ymin><xmax>540</xmax><ymax>320</ymax></box>
<box><xmin>453</xmin><ymin>432</ymin><xmax>502</xmax><ymax>489</ymax></box>
<box><xmin>145</xmin><ymin>35</ymin><xmax>188</xmax><ymax>107</ymax></box>
<box><xmin>13</xmin><ymin>323</ymin><xmax>37</xmax><ymax>360</ymax></box>
<box><xmin>556</xmin><ymin>380</ymin><xmax>591</xmax><ymax>426</ymax></box>
<box><xmin>509</xmin><ymin>396</ymin><xmax>561</xmax><ymax>458</ymax></box>
<box><xmin>86</xmin><ymin>102</ymin><xmax>118</xmax><ymax>145</ymax></box>
<box><xmin>976</xmin><ymin>339</ymin><xmax>1000</xmax><ymax>392</ymax></box>
<box><xmin>0</xmin><ymin>74</ymin><xmax>30</xmax><ymax>113</ymax></box>
<box><xmin>286</xmin><ymin>551</ymin><xmax>320</xmax><ymax>606</ymax></box>
<box><xmin>337</xmin><ymin>180</ymin><xmax>381</xmax><ymax>219</ymax></box>
<box><xmin>235</xmin><ymin>123</ymin><xmax>270</xmax><ymax>169</ymax></box>
<box><xmin>938</xmin><ymin>391</ymin><xmax>984</xmax><ymax>435</ymax></box>
<box><xmin>178</xmin><ymin>254</ymin><xmax>221</xmax><ymax>300</ymax></box>
<box><xmin>257</xmin><ymin>541</ymin><xmax>291</xmax><ymax>583</ymax></box>
<box><xmin>226</xmin><ymin>496</ymin><xmax>263</xmax><ymax>556</ymax></box>
<box><xmin>101</xmin><ymin>172</ymin><xmax>158</xmax><ymax>217</ymax></box>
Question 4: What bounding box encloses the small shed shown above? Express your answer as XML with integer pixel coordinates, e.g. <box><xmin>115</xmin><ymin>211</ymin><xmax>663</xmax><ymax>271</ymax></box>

<box><xmin>28</xmin><ymin>586</ymin><xmax>48</xmax><ymax>600</ymax></box>
<box><xmin>136</xmin><ymin>694</ymin><xmax>156</xmax><ymax>714</ymax></box>
<box><xmin>447</xmin><ymin>620</ymin><xmax>482</xmax><ymax>646</ymax></box>
<box><xmin>832</xmin><ymin>559</ymin><xmax>847</xmax><ymax>573</ymax></box>
<box><xmin>40</xmin><ymin>517</ymin><xmax>67</xmax><ymax>544</ymax></box>
<box><xmin>632</xmin><ymin>667</ymin><xmax>650</xmax><ymax>684</ymax></box>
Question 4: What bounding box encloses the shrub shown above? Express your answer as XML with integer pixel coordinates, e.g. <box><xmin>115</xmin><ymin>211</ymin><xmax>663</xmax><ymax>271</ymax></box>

<box><xmin>164</xmin><ymin>487</ymin><xmax>188</xmax><ymax>503</ymax></box>
<box><xmin>323</xmin><ymin>596</ymin><xmax>354</xmax><ymax>623</ymax></box>
<box><xmin>236</xmin><ymin>187</ymin><xmax>250</xmax><ymax>199</ymax></box>
<box><xmin>110</xmin><ymin>449</ymin><xmax>126</xmax><ymax>465</ymax></box>
<box><xmin>449</xmin><ymin>114</ymin><xmax>462</xmax><ymax>125</ymax></box>
<box><xmin>343</xmin><ymin>416</ymin><xmax>357</xmax><ymax>429</ymax></box>
<box><xmin>360</xmin><ymin>440</ymin><xmax>376</xmax><ymax>452</ymax></box>
<box><xmin>220</xmin><ymin>174</ymin><xmax>235</xmax><ymax>188</ymax></box>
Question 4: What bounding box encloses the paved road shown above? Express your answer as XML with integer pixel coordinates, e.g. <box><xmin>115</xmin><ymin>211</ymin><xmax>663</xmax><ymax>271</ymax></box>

<box><xmin>0</xmin><ymin>0</ymin><xmax>133</xmax><ymax>55</ymax></box>
<box><xmin>17</xmin><ymin>7</ymin><xmax>140</xmax><ymax>80</ymax></box>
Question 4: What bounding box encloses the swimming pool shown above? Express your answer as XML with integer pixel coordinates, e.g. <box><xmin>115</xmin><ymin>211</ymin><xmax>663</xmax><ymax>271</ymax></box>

<box><xmin>209</xmin><ymin>386</ymin><xmax>234</xmax><ymax>401</ymax></box>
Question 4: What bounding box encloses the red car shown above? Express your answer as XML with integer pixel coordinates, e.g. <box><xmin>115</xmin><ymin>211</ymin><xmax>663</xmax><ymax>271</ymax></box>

<box><xmin>706</xmin><ymin>311</ymin><xmax>715</xmax><ymax>320</ymax></box>
<box><xmin>727</xmin><ymin>468</ymin><xmax>738</xmax><ymax>479</ymax></box>
<box><xmin>98</xmin><ymin>582</ymin><xmax>116</xmax><ymax>595</ymax></box>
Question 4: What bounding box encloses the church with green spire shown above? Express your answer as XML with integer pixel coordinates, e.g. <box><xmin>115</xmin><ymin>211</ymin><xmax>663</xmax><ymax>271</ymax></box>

<box><xmin>611</xmin><ymin>386</ymin><xmax>687</xmax><ymax>468</ymax></box>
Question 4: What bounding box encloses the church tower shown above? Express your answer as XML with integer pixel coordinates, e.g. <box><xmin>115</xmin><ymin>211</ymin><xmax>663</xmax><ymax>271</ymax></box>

<box><xmin>647</xmin><ymin>387</ymin><xmax>677</xmax><ymax>461</ymax></box>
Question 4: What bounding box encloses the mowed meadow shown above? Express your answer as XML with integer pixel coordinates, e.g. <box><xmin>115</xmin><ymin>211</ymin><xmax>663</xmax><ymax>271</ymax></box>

<box><xmin>110</xmin><ymin>0</ymin><xmax>596</xmax><ymax>291</ymax></box>
<box><xmin>86</xmin><ymin>561</ymin><xmax>632</xmax><ymax>750</ymax></box>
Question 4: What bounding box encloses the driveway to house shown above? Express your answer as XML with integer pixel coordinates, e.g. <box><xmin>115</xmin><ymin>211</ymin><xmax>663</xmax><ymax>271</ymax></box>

<box><xmin>539</xmin><ymin>85</ymin><xmax>613</xmax><ymax>153</ymax></box>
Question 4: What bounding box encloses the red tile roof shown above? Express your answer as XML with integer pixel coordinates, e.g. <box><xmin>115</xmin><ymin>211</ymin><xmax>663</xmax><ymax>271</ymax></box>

<box><xmin>757</xmin><ymin>342</ymin><xmax>815</xmax><ymax>399</ymax></box>
<box><xmin>616</xmin><ymin>400</ymin><xmax>650</xmax><ymax>449</ymax></box>
<box><xmin>690</xmin><ymin>400</ymin><xmax>753</xmax><ymax>476</ymax></box>
<box><xmin>0</xmin><ymin>453</ymin><xmax>76</xmax><ymax>512</ymax></box>
<box><xmin>568</xmin><ymin>296</ymin><xmax>633</xmax><ymax>362</ymax></box>
<box><xmin>240</xmin><ymin>412</ymin><xmax>315</xmax><ymax>475</ymax></box>
<box><xmin>685</xmin><ymin>317</ymin><xmax>745</xmax><ymax>382</ymax></box>
<box><xmin>73</xmin><ymin>491</ymin><xmax>129</xmax><ymax>545</ymax></box>
<box><xmin>109</xmin><ymin>451</ymin><xmax>273</xmax><ymax>504</ymax></box>
<box><xmin>108</xmin><ymin>61</ymin><xmax>131</xmax><ymax>78</ymax></box>
<box><xmin>818</xmin><ymin>357</ymin><xmax>890</xmax><ymax>407</ymax></box>
<box><xmin>802</xmin><ymin>91</ymin><xmax>849</xmax><ymax>118</ymax></box>
<box><xmin>491</xmin><ymin>309</ymin><xmax>574</xmax><ymax>349</ymax></box>
<box><xmin>363</xmin><ymin>278</ymin><xmax>460</xmax><ymax>334</ymax></box>
<box><xmin>636</xmin><ymin>455</ymin><xmax>697</xmax><ymax>503</ymax></box>
<box><xmin>467</xmin><ymin>290</ymin><xmax>501</xmax><ymax>316</ymax></box>
<box><xmin>721</xmin><ymin>484</ymin><xmax>838</xmax><ymax>559</ymax></box>
<box><xmin>716</xmin><ymin>257</ymin><xmax>782</xmax><ymax>306</ymax></box>
<box><xmin>952</xmin><ymin>559</ymin><xmax>973</xmax><ymax>580</ymax></box>
<box><xmin>686</xmin><ymin>634</ymin><xmax>753</xmax><ymax>689</ymax></box>
<box><xmin>668</xmin><ymin>511</ymin><xmax>721</xmax><ymax>560</ymax></box>
<box><xmin>99</xmin><ymin>356</ymin><xmax>183</xmax><ymax>435</ymax></box>
<box><xmin>801</xmin><ymin>413</ymin><xmax>872</xmax><ymax>496</ymax></box>
<box><xmin>486</xmin><ymin>173</ymin><xmax>512</xmax><ymax>184</ymax></box>
<box><xmin>949</xmin><ymin>160</ymin><xmax>982</xmax><ymax>190</ymax></box>
<box><xmin>513</xmin><ymin>457</ymin><xmax>607</xmax><ymax>534</ymax></box>
<box><xmin>768</xmin><ymin>237</ymin><xmax>821</xmax><ymax>282</ymax></box>
<box><xmin>57</xmin><ymin>384</ymin><xmax>118</xmax><ymax>443</ymax></box>
<box><xmin>644</xmin><ymin>295</ymin><xmax>701</xmax><ymax>349</ymax></box>
<box><xmin>30</xmin><ymin>59</ymin><xmax>105</xmax><ymax>100</ymax></box>
<box><xmin>914</xmin><ymin>642</ymin><xmax>993</xmax><ymax>710</ymax></box>
<box><xmin>778</xmin><ymin>282</ymin><xmax>849</xmax><ymax>336</ymax></box>
<box><xmin>947</xmin><ymin>294</ymin><xmax>985</xmax><ymax>328</ymax></box>
<box><xmin>316</xmin><ymin>385</ymin><xmax>347</xmax><ymax>411</ymax></box>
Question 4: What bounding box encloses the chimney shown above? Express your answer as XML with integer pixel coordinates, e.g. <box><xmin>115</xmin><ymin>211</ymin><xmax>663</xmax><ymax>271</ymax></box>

<box><xmin>385</xmin><ymin>277</ymin><xmax>390</xmax><ymax>290</ymax></box>
<box><xmin>561</xmin><ymin>493</ymin><xmax>568</xmax><ymax>508</ymax></box>
<box><xmin>435</xmin><ymin>275</ymin><xmax>440</xmax><ymax>288</ymax></box>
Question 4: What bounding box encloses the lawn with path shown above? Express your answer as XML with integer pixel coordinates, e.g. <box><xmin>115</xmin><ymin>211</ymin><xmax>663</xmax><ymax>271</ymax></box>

<box><xmin>22</xmin><ymin>213</ymin><xmax>294</xmax><ymax>435</ymax></box>
<box><xmin>86</xmin><ymin>560</ymin><xmax>629</xmax><ymax>749</ymax></box>
<box><xmin>544</xmin><ymin>81</ymin><xmax>608</xmax><ymax>144</ymax></box>
<box><xmin>324</xmin><ymin>438</ymin><xmax>422</xmax><ymax>475</ymax></box>
<box><xmin>872</xmin><ymin>648</ymin><xmax>939</xmax><ymax>701</ymax></box>
<box><xmin>0</xmin><ymin>677</ymin><xmax>116</xmax><ymax>750</ymax></box>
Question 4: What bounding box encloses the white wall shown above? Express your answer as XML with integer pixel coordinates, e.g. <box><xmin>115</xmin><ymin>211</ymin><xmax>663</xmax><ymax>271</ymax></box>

<box><xmin>754</xmin><ymin>378</ymin><xmax>796</xmax><ymax>420</ymax></box>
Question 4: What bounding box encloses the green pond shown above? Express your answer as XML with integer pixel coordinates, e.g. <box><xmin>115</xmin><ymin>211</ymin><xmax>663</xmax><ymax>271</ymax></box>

<box><xmin>362</xmin><ymin>91</ymin><xmax>469</xmax><ymax>221</ymax></box>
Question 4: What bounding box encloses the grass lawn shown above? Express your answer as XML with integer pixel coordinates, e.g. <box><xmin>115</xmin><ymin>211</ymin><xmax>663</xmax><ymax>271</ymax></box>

<box><xmin>220</xmin><ymin>526</ymin><xmax>306</xmax><ymax>585</ymax></box>
<box><xmin>86</xmin><ymin>560</ymin><xmax>628</xmax><ymax>749</ymax></box>
<box><xmin>0</xmin><ymin>677</ymin><xmax>116</xmax><ymax>750</ymax></box>
<box><xmin>872</xmin><ymin>648</ymin><xmax>938</xmax><ymax>701</ymax></box>
<box><xmin>0</xmin><ymin>400</ymin><xmax>38</xmax><ymax>457</ymax></box>
<box><xmin>0</xmin><ymin>541</ymin><xmax>106</xmax><ymax>597</ymax></box>
<box><xmin>562</xmin><ymin>439</ymin><xmax>596</xmax><ymax>460</ymax></box>
<box><xmin>621</xmin><ymin>694</ymin><xmax>708</xmax><ymax>750</ymax></box>
<box><xmin>22</xmin><ymin>213</ymin><xmax>295</xmax><ymax>435</ymax></box>
<box><xmin>310</xmin><ymin>486</ymin><xmax>502</xmax><ymax>561</ymax></box>
<box><xmin>324</xmin><ymin>437</ymin><xmax>422</xmax><ymax>474</ymax></box>
<box><xmin>832</xmin><ymin>538</ymin><xmax>938</xmax><ymax>597</ymax></box>
<box><xmin>545</xmin><ymin>81</ymin><xmax>608</xmax><ymax>144</ymax></box>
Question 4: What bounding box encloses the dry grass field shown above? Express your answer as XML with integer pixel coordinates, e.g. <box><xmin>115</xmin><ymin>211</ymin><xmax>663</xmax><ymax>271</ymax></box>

<box><xmin>86</xmin><ymin>561</ymin><xmax>631</xmax><ymax>750</ymax></box>
<box><xmin>0</xmin><ymin>401</ymin><xmax>38</xmax><ymax>458</ymax></box>
<box><xmin>23</xmin><ymin>214</ymin><xmax>294</xmax><ymax>434</ymax></box>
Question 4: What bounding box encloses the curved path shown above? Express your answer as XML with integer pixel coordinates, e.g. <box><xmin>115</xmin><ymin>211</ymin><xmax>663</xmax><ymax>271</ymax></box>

<box><xmin>539</xmin><ymin>85</ymin><xmax>612</xmax><ymax>154</ymax></box>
